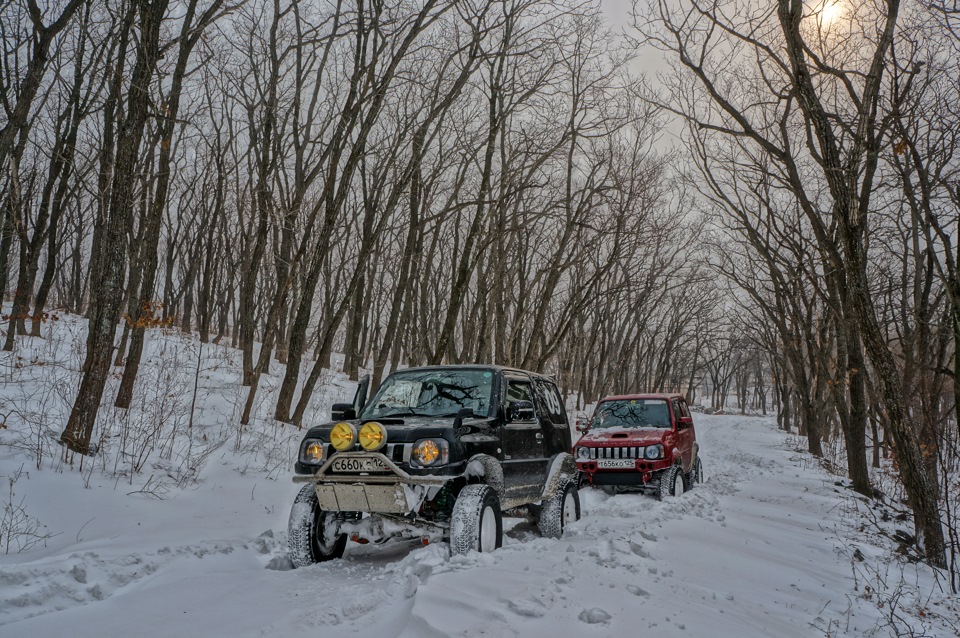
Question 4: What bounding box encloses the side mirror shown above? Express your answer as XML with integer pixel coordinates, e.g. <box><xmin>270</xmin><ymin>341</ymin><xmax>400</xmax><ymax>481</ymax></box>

<box><xmin>575</xmin><ymin>414</ymin><xmax>590</xmax><ymax>432</ymax></box>
<box><xmin>331</xmin><ymin>403</ymin><xmax>356</xmax><ymax>421</ymax></box>
<box><xmin>507</xmin><ymin>400</ymin><xmax>535</xmax><ymax>422</ymax></box>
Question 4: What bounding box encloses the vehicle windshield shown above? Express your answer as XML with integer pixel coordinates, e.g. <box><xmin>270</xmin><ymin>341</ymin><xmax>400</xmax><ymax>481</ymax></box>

<box><xmin>360</xmin><ymin>369</ymin><xmax>495</xmax><ymax>419</ymax></box>
<box><xmin>592</xmin><ymin>399</ymin><xmax>671</xmax><ymax>429</ymax></box>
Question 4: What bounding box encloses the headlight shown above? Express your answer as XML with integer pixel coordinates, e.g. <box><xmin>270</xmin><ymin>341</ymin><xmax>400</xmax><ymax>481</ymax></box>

<box><xmin>576</xmin><ymin>446</ymin><xmax>591</xmax><ymax>460</ymax></box>
<box><xmin>644</xmin><ymin>445</ymin><xmax>663</xmax><ymax>460</ymax></box>
<box><xmin>301</xmin><ymin>439</ymin><xmax>325</xmax><ymax>464</ymax></box>
<box><xmin>411</xmin><ymin>439</ymin><xmax>449</xmax><ymax>467</ymax></box>
<box><xmin>358</xmin><ymin>422</ymin><xmax>387</xmax><ymax>451</ymax></box>
<box><xmin>330</xmin><ymin>422</ymin><xmax>357</xmax><ymax>451</ymax></box>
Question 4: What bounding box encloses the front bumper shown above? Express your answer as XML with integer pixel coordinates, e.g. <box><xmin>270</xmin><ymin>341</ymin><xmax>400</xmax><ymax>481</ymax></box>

<box><xmin>576</xmin><ymin>456</ymin><xmax>671</xmax><ymax>486</ymax></box>
<box><xmin>293</xmin><ymin>451</ymin><xmax>456</xmax><ymax>514</ymax></box>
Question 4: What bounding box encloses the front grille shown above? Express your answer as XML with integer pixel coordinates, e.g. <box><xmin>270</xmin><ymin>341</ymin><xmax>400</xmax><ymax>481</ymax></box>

<box><xmin>388</xmin><ymin>443</ymin><xmax>411</xmax><ymax>463</ymax></box>
<box><xmin>327</xmin><ymin>443</ymin><xmax>412</xmax><ymax>463</ymax></box>
<box><xmin>588</xmin><ymin>446</ymin><xmax>645</xmax><ymax>460</ymax></box>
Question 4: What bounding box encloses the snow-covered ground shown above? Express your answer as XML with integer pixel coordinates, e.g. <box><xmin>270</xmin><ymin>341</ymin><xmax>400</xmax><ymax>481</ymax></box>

<box><xmin>1</xmin><ymin>318</ymin><xmax>958</xmax><ymax>637</ymax></box>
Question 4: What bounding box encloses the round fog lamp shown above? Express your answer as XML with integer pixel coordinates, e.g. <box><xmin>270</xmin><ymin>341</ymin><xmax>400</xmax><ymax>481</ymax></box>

<box><xmin>359</xmin><ymin>422</ymin><xmax>387</xmax><ymax>451</ymax></box>
<box><xmin>576</xmin><ymin>447</ymin><xmax>590</xmax><ymax>460</ymax></box>
<box><xmin>330</xmin><ymin>422</ymin><xmax>357</xmax><ymax>451</ymax></box>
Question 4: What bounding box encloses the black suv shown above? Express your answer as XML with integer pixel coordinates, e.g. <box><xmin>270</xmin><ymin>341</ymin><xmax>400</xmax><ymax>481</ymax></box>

<box><xmin>288</xmin><ymin>365</ymin><xmax>580</xmax><ymax>566</ymax></box>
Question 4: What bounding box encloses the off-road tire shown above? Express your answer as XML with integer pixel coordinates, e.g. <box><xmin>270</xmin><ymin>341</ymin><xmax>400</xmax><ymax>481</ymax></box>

<box><xmin>450</xmin><ymin>484</ymin><xmax>502</xmax><ymax>555</ymax></box>
<box><xmin>288</xmin><ymin>484</ymin><xmax>347</xmax><ymax>567</ymax></box>
<box><xmin>683</xmin><ymin>456</ymin><xmax>703</xmax><ymax>491</ymax></box>
<box><xmin>657</xmin><ymin>464</ymin><xmax>684</xmax><ymax>501</ymax></box>
<box><xmin>539</xmin><ymin>477</ymin><xmax>581</xmax><ymax>539</ymax></box>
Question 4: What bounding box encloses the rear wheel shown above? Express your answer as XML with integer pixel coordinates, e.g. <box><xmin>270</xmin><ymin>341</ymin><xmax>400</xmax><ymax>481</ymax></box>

<box><xmin>683</xmin><ymin>456</ymin><xmax>703</xmax><ymax>491</ymax></box>
<box><xmin>450</xmin><ymin>484</ymin><xmax>503</xmax><ymax>555</ymax></box>
<box><xmin>539</xmin><ymin>477</ymin><xmax>581</xmax><ymax>539</ymax></box>
<box><xmin>288</xmin><ymin>484</ymin><xmax>347</xmax><ymax>567</ymax></box>
<box><xmin>657</xmin><ymin>465</ymin><xmax>684</xmax><ymax>501</ymax></box>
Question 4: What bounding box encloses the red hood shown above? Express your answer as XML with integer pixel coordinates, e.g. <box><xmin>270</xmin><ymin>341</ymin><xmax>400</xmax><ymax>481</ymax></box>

<box><xmin>575</xmin><ymin>427</ymin><xmax>671</xmax><ymax>447</ymax></box>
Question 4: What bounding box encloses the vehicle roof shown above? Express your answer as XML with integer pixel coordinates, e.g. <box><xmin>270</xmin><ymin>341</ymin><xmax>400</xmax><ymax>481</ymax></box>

<box><xmin>388</xmin><ymin>364</ymin><xmax>555</xmax><ymax>381</ymax></box>
<box><xmin>598</xmin><ymin>393</ymin><xmax>686</xmax><ymax>402</ymax></box>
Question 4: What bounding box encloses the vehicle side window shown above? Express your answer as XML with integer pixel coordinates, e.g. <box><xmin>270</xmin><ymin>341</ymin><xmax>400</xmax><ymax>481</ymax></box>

<box><xmin>534</xmin><ymin>380</ymin><xmax>566</xmax><ymax>424</ymax></box>
<box><xmin>506</xmin><ymin>380</ymin><xmax>537</xmax><ymax>421</ymax></box>
<box><xmin>672</xmin><ymin>399</ymin><xmax>683</xmax><ymax>421</ymax></box>
<box><xmin>679</xmin><ymin>400</ymin><xmax>691</xmax><ymax>418</ymax></box>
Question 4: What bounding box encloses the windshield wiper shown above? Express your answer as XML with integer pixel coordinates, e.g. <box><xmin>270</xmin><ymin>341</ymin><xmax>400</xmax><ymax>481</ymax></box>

<box><xmin>377</xmin><ymin>409</ymin><xmax>424</xmax><ymax>418</ymax></box>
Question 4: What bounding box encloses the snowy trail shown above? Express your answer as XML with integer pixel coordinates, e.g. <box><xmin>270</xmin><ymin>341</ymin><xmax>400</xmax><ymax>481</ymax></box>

<box><xmin>0</xmin><ymin>415</ymin><xmax>949</xmax><ymax>636</ymax></box>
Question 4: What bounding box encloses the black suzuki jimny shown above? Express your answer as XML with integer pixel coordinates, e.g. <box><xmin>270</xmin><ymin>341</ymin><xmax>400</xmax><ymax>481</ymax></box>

<box><xmin>288</xmin><ymin>365</ymin><xmax>580</xmax><ymax>566</ymax></box>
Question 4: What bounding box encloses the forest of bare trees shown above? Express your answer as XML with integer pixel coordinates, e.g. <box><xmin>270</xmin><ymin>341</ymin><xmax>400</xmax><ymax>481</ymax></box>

<box><xmin>635</xmin><ymin>0</ymin><xmax>960</xmax><ymax>572</ymax></box>
<box><xmin>1</xmin><ymin>0</ymin><xmax>958</xmax><ymax>576</ymax></box>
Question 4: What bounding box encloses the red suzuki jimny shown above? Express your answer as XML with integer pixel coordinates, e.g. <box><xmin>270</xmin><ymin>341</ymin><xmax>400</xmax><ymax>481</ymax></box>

<box><xmin>574</xmin><ymin>394</ymin><xmax>702</xmax><ymax>500</ymax></box>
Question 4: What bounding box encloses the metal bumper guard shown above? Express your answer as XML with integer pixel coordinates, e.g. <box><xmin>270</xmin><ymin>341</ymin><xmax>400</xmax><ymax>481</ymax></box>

<box><xmin>293</xmin><ymin>452</ymin><xmax>450</xmax><ymax>514</ymax></box>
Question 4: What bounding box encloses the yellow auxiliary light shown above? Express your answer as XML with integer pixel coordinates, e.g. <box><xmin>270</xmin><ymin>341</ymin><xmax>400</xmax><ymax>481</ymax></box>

<box><xmin>330</xmin><ymin>422</ymin><xmax>357</xmax><ymax>451</ymax></box>
<box><xmin>358</xmin><ymin>422</ymin><xmax>388</xmax><ymax>451</ymax></box>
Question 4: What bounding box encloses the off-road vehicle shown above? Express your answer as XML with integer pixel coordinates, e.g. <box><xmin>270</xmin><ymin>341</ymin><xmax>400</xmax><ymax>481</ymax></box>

<box><xmin>574</xmin><ymin>393</ymin><xmax>702</xmax><ymax>500</ymax></box>
<box><xmin>288</xmin><ymin>365</ymin><xmax>580</xmax><ymax>566</ymax></box>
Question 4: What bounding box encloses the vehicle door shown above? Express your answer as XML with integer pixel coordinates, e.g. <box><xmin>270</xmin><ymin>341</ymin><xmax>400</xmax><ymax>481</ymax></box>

<box><xmin>672</xmin><ymin>398</ymin><xmax>694</xmax><ymax>471</ymax></box>
<box><xmin>533</xmin><ymin>379</ymin><xmax>571</xmax><ymax>454</ymax></box>
<box><xmin>501</xmin><ymin>374</ymin><xmax>548</xmax><ymax>501</ymax></box>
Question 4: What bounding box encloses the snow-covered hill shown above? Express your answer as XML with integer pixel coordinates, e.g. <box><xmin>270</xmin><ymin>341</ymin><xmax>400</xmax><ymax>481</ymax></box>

<box><xmin>1</xmin><ymin>319</ymin><xmax>957</xmax><ymax>636</ymax></box>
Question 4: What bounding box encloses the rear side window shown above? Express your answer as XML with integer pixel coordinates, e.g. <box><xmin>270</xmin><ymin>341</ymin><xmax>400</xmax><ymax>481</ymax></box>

<box><xmin>534</xmin><ymin>380</ymin><xmax>566</xmax><ymax>424</ymax></box>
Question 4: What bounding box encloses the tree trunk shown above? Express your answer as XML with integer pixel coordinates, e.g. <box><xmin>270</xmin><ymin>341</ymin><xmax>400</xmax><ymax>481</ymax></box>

<box><xmin>60</xmin><ymin>0</ymin><xmax>167</xmax><ymax>456</ymax></box>
<box><xmin>115</xmin><ymin>0</ymin><xmax>222</xmax><ymax>408</ymax></box>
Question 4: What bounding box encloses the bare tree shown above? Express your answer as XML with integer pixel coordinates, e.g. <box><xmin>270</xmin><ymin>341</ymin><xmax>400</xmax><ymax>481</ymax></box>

<box><xmin>60</xmin><ymin>0</ymin><xmax>170</xmax><ymax>456</ymax></box>
<box><xmin>635</xmin><ymin>0</ymin><xmax>946</xmax><ymax>564</ymax></box>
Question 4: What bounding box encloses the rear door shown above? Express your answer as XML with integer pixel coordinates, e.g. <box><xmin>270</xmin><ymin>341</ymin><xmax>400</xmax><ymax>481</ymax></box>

<box><xmin>501</xmin><ymin>374</ymin><xmax>547</xmax><ymax>500</ymax></box>
<box><xmin>533</xmin><ymin>378</ymin><xmax>571</xmax><ymax>454</ymax></box>
<box><xmin>672</xmin><ymin>398</ymin><xmax>694</xmax><ymax>471</ymax></box>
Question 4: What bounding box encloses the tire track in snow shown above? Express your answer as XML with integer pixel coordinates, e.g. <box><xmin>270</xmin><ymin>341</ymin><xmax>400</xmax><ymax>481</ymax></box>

<box><xmin>0</xmin><ymin>533</ymin><xmax>280</xmax><ymax>626</ymax></box>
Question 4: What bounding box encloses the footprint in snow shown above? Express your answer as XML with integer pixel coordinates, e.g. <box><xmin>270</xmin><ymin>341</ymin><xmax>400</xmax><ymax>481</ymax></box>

<box><xmin>626</xmin><ymin>584</ymin><xmax>650</xmax><ymax>597</ymax></box>
<box><xmin>507</xmin><ymin>598</ymin><xmax>546</xmax><ymax>618</ymax></box>
<box><xmin>578</xmin><ymin>607</ymin><xmax>612</xmax><ymax>624</ymax></box>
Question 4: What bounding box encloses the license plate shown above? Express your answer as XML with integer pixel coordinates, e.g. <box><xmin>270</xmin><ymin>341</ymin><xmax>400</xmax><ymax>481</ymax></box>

<box><xmin>330</xmin><ymin>456</ymin><xmax>389</xmax><ymax>473</ymax></box>
<box><xmin>597</xmin><ymin>459</ymin><xmax>635</xmax><ymax>469</ymax></box>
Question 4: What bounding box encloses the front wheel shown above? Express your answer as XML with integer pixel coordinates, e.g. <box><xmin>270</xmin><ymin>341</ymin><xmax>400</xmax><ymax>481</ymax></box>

<box><xmin>288</xmin><ymin>484</ymin><xmax>347</xmax><ymax>567</ymax></box>
<box><xmin>539</xmin><ymin>477</ymin><xmax>581</xmax><ymax>539</ymax></box>
<box><xmin>450</xmin><ymin>484</ymin><xmax>503</xmax><ymax>555</ymax></box>
<box><xmin>657</xmin><ymin>464</ymin><xmax>685</xmax><ymax>501</ymax></box>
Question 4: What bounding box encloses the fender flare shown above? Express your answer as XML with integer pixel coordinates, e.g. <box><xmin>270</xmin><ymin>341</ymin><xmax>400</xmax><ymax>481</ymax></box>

<box><xmin>464</xmin><ymin>454</ymin><xmax>505</xmax><ymax>502</ymax></box>
<box><xmin>539</xmin><ymin>452</ymin><xmax>577</xmax><ymax>501</ymax></box>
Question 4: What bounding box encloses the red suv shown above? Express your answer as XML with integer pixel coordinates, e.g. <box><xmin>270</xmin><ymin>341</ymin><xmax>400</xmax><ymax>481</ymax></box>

<box><xmin>574</xmin><ymin>394</ymin><xmax>702</xmax><ymax>499</ymax></box>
